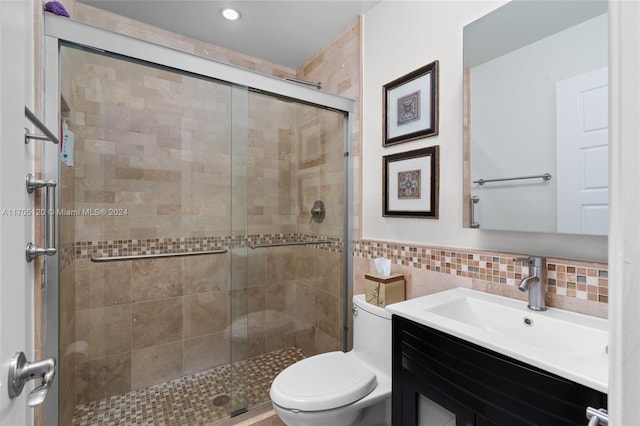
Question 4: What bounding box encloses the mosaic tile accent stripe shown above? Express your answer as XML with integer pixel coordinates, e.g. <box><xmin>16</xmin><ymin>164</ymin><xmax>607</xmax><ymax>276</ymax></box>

<box><xmin>72</xmin><ymin>347</ymin><xmax>305</xmax><ymax>426</ymax></box>
<box><xmin>75</xmin><ymin>233</ymin><xmax>343</xmax><ymax>259</ymax></box>
<box><xmin>353</xmin><ymin>239</ymin><xmax>609</xmax><ymax>303</ymax></box>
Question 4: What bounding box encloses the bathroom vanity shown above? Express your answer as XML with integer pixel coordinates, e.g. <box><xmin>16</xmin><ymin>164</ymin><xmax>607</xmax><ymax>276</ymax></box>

<box><xmin>386</xmin><ymin>289</ymin><xmax>608</xmax><ymax>425</ymax></box>
<box><xmin>392</xmin><ymin>316</ymin><xmax>606</xmax><ymax>425</ymax></box>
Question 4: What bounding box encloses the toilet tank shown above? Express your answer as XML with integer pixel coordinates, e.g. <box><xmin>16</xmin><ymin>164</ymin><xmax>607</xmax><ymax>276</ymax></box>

<box><xmin>352</xmin><ymin>294</ymin><xmax>392</xmax><ymax>374</ymax></box>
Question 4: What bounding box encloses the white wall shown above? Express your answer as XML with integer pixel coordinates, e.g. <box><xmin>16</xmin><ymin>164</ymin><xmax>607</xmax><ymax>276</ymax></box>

<box><xmin>608</xmin><ymin>1</ymin><xmax>640</xmax><ymax>422</ymax></box>
<box><xmin>471</xmin><ymin>14</ymin><xmax>608</xmax><ymax>233</ymax></box>
<box><xmin>362</xmin><ymin>1</ymin><xmax>607</xmax><ymax>262</ymax></box>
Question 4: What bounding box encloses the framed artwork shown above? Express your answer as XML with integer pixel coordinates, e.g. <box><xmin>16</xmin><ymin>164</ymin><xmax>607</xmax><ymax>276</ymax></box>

<box><xmin>383</xmin><ymin>146</ymin><xmax>439</xmax><ymax>218</ymax></box>
<box><xmin>383</xmin><ymin>60</ymin><xmax>439</xmax><ymax>147</ymax></box>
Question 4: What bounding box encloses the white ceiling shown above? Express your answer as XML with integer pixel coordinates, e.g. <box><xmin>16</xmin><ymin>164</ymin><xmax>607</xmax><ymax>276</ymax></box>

<box><xmin>78</xmin><ymin>0</ymin><xmax>380</xmax><ymax>69</ymax></box>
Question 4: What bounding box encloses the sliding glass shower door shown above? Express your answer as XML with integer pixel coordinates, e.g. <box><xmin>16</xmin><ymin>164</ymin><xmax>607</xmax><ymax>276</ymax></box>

<box><xmin>54</xmin><ymin>40</ymin><xmax>348</xmax><ymax>425</ymax></box>
<box><xmin>236</xmin><ymin>90</ymin><xmax>348</xmax><ymax>413</ymax></box>
<box><xmin>58</xmin><ymin>44</ymin><xmax>243</xmax><ymax>424</ymax></box>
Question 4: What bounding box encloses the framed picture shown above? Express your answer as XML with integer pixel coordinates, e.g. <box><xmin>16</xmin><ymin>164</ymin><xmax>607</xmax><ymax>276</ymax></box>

<box><xmin>383</xmin><ymin>146</ymin><xmax>439</xmax><ymax>218</ymax></box>
<box><xmin>383</xmin><ymin>60</ymin><xmax>439</xmax><ymax>147</ymax></box>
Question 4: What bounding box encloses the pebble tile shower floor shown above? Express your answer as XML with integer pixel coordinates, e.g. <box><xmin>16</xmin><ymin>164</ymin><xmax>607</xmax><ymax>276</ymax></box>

<box><xmin>72</xmin><ymin>347</ymin><xmax>305</xmax><ymax>426</ymax></box>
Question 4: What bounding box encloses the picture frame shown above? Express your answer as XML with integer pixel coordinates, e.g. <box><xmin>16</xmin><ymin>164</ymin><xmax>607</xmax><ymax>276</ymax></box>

<box><xmin>383</xmin><ymin>146</ymin><xmax>439</xmax><ymax>218</ymax></box>
<box><xmin>383</xmin><ymin>60</ymin><xmax>439</xmax><ymax>147</ymax></box>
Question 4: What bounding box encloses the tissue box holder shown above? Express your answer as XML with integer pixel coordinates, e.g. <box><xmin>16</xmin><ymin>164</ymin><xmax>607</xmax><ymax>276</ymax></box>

<box><xmin>364</xmin><ymin>273</ymin><xmax>405</xmax><ymax>307</ymax></box>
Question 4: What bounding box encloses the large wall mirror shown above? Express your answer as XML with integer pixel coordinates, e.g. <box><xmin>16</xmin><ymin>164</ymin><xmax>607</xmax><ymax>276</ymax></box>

<box><xmin>463</xmin><ymin>0</ymin><xmax>609</xmax><ymax>236</ymax></box>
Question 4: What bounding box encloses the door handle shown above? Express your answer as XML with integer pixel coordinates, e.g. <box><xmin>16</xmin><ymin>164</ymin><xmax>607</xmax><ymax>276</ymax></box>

<box><xmin>7</xmin><ymin>352</ymin><xmax>56</xmax><ymax>407</ymax></box>
<box><xmin>25</xmin><ymin>173</ymin><xmax>57</xmax><ymax>262</ymax></box>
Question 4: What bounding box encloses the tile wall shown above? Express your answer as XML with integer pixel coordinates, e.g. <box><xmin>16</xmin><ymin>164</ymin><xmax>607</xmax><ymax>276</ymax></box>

<box><xmin>296</xmin><ymin>18</ymin><xmax>362</xmax><ymax>239</ymax></box>
<box><xmin>353</xmin><ymin>240</ymin><xmax>608</xmax><ymax>318</ymax></box>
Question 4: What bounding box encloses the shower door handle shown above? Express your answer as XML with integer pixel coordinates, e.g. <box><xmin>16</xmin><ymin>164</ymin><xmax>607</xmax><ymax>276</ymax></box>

<box><xmin>25</xmin><ymin>173</ymin><xmax>57</xmax><ymax>262</ymax></box>
<box><xmin>7</xmin><ymin>352</ymin><xmax>57</xmax><ymax>407</ymax></box>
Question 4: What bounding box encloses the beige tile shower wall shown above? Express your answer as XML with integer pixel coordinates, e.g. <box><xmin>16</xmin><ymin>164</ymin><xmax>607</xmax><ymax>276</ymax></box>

<box><xmin>297</xmin><ymin>18</ymin><xmax>362</xmax><ymax>239</ymax></box>
<box><xmin>245</xmin><ymin>92</ymin><xmax>299</xmax><ymax>236</ymax></box>
<box><xmin>65</xmin><ymin>47</ymin><xmax>233</xmax><ymax>242</ymax></box>
<box><xmin>284</xmin><ymin>18</ymin><xmax>362</xmax><ymax>355</ymax></box>
<box><xmin>74</xmin><ymin>253</ymin><xmax>231</xmax><ymax>403</ymax></box>
<box><xmin>296</xmin><ymin>106</ymin><xmax>345</xmax><ymax>238</ymax></box>
<box><xmin>243</xmin><ymin>246</ymin><xmax>343</xmax><ymax>359</ymax></box>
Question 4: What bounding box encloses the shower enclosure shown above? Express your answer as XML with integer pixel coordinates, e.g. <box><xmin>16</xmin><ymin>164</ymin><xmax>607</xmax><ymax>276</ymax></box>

<box><xmin>43</xmin><ymin>16</ymin><xmax>352</xmax><ymax>425</ymax></box>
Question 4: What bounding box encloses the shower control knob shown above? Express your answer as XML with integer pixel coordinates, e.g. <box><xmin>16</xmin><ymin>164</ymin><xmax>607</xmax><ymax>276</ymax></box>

<box><xmin>309</xmin><ymin>200</ymin><xmax>325</xmax><ymax>223</ymax></box>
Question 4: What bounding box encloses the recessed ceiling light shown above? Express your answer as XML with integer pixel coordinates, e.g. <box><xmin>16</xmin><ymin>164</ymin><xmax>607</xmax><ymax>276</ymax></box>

<box><xmin>220</xmin><ymin>7</ymin><xmax>241</xmax><ymax>21</ymax></box>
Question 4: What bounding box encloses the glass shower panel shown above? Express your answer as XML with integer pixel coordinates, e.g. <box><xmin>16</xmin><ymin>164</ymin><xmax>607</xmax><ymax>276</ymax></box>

<box><xmin>58</xmin><ymin>45</ymin><xmax>236</xmax><ymax>425</ymax></box>
<box><xmin>291</xmin><ymin>101</ymin><xmax>346</xmax><ymax>357</ymax></box>
<box><xmin>240</xmin><ymin>90</ymin><xmax>347</xmax><ymax>412</ymax></box>
<box><xmin>229</xmin><ymin>85</ymin><xmax>249</xmax><ymax>417</ymax></box>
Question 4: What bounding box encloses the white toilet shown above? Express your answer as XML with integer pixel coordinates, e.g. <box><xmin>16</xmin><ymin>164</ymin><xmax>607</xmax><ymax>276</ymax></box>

<box><xmin>270</xmin><ymin>294</ymin><xmax>392</xmax><ymax>426</ymax></box>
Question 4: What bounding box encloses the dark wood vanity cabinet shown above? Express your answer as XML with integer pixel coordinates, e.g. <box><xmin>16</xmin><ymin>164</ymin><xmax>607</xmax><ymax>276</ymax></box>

<box><xmin>392</xmin><ymin>316</ymin><xmax>607</xmax><ymax>426</ymax></box>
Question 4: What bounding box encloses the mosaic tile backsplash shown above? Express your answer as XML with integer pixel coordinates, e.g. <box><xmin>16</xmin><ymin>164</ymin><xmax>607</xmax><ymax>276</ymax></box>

<box><xmin>353</xmin><ymin>239</ymin><xmax>608</xmax><ymax>304</ymax></box>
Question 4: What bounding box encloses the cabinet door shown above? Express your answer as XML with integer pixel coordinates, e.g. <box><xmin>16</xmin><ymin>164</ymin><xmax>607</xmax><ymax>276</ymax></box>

<box><xmin>397</xmin><ymin>371</ymin><xmax>475</xmax><ymax>426</ymax></box>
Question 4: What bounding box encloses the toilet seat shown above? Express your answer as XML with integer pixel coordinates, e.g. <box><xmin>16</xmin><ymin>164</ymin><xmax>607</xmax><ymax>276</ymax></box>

<box><xmin>270</xmin><ymin>351</ymin><xmax>377</xmax><ymax>412</ymax></box>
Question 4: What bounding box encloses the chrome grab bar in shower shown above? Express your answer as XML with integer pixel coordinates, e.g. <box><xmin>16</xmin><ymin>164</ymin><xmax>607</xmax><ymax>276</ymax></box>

<box><xmin>90</xmin><ymin>249</ymin><xmax>228</xmax><ymax>262</ymax></box>
<box><xmin>24</xmin><ymin>106</ymin><xmax>60</xmax><ymax>145</ymax></box>
<box><xmin>249</xmin><ymin>240</ymin><xmax>331</xmax><ymax>249</ymax></box>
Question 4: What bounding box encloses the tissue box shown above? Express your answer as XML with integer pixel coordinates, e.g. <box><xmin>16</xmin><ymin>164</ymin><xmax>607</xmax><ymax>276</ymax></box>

<box><xmin>364</xmin><ymin>273</ymin><xmax>405</xmax><ymax>307</ymax></box>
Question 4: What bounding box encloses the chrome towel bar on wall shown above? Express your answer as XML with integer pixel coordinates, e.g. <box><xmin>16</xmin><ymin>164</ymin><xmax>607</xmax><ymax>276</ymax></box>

<box><xmin>473</xmin><ymin>173</ymin><xmax>552</xmax><ymax>186</ymax></box>
<box><xmin>24</xmin><ymin>106</ymin><xmax>60</xmax><ymax>145</ymax></box>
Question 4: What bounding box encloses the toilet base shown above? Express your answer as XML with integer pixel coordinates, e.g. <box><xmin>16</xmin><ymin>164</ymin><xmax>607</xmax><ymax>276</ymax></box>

<box><xmin>360</xmin><ymin>397</ymin><xmax>391</xmax><ymax>426</ymax></box>
<box><xmin>272</xmin><ymin>397</ymin><xmax>390</xmax><ymax>426</ymax></box>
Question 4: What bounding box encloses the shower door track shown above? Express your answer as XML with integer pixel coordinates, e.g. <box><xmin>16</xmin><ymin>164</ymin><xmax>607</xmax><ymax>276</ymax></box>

<box><xmin>90</xmin><ymin>249</ymin><xmax>228</xmax><ymax>262</ymax></box>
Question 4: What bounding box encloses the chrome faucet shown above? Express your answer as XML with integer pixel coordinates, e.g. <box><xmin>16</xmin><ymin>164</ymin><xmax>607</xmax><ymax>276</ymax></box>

<box><xmin>513</xmin><ymin>256</ymin><xmax>547</xmax><ymax>311</ymax></box>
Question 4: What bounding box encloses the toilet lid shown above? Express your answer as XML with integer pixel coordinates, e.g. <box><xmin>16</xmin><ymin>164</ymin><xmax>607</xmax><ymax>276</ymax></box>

<box><xmin>270</xmin><ymin>351</ymin><xmax>377</xmax><ymax>412</ymax></box>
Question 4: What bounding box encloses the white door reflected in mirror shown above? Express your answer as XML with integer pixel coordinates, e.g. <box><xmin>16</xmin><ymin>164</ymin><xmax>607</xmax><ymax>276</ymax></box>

<box><xmin>556</xmin><ymin>68</ymin><xmax>609</xmax><ymax>236</ymax></box>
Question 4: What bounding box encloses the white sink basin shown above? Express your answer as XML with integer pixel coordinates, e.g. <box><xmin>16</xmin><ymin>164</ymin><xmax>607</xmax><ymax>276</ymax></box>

<box><xmin>385</xmin><ymin>288</ymin><xmax>608</xmax><ymax>393</ymax></box>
